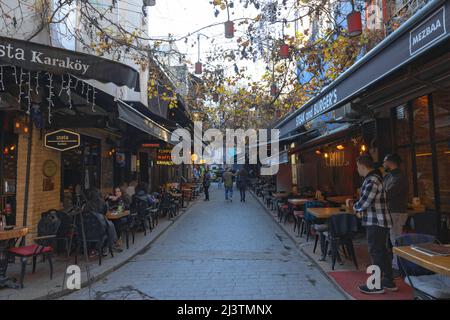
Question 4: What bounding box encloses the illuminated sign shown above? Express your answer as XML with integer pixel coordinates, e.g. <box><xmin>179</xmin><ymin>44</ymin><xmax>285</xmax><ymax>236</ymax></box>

<box><xmin>44</xmin><ymin>129</ymin><xmax>80</xmax><ymax>151</ymax></box>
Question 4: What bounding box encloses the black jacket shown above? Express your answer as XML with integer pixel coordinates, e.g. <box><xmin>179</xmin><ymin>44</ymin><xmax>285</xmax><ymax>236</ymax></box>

<box><xmin>383</xmin><ymin>168</ymin><xmax>408</xmax><ymax>213</ymax></box>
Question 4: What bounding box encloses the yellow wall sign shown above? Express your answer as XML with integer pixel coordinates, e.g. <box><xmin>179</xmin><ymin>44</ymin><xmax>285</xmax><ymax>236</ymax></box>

<box><xmin>44</xmin><ymin>129</ymin><xmax>80</xmax><ymax>152</ymax></box>
<box><xmin>157</xmin><ymin>148</ymin><xmax>174</xmax><ymax>166</ymax></box>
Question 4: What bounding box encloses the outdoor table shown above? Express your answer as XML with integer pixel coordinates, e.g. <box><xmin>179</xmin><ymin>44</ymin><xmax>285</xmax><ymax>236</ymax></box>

<box><xmin>106</xmin><ymin>210</ymin><xmax>130</xmax><ymax>220</ymax></box>
<box><xmin>326</xmin><ymin>196</ymin><xmax>353</xmax><ymax>205</ymax></box>
<box><xmin>288</xmin><ymin>198</ymin><xmax>314</xmax><ymax>207</ymax></box>
<box><xmin>393</xmin><ymin>245</ymin><xmax>450</xmax><ymax>276</ymax></box>
<box><xmin>307</xmin><ymin>207</ymin><xmax>355</xmax><ymax>219</ymax></box>
<box><xmin>272</xmin><ymin>192</ymin><xmax>289</xmax><ymax>199</ymax></box>
<box><xmin>0</xmin><ymin>227</ymin><xmax>28</xmax><ymax>289</ymax></box>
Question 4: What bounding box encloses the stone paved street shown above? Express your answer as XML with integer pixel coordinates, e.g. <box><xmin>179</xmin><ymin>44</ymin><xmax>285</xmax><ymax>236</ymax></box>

<box><xmin>64</xmin><ymin>185</ymin><xmax>345</xmax><ymax>300</ymax></box>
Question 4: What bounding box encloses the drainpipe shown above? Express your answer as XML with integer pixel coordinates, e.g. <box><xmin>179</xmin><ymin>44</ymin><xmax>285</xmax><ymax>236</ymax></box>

<box><xmin>21</xmin><ymin>117</ymin><xmax>33</xmax><ymax>245</ymax></box>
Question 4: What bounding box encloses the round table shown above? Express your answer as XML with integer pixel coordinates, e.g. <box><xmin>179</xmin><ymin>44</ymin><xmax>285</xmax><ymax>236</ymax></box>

<box><xmin>0</xmin><ymin>227</ymin><xmax>29</xmax><ymax>289</ymax></box>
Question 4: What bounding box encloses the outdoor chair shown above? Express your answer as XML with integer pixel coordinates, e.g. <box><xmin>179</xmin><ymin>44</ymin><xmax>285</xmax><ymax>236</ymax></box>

<box><xmin>8</xmin><ymin>218</ymin><xmax>58</xmax><ymax>288</ymax></box>
<box><xmin>395</xmin><ymin>233</ymin><xmax>450</xmax><ymax>299</ymax></box>
<box><xmin>303</xmin><ymin>201</ymin><xmax>326</xmax><ymax>241</ymax></box>
<box><xmin>39</xmin><ymin>209</ymin><xmax>75</xmax><ymax>256</ymax></box>
<box><xmin>130</xmin><ymin>196</ymin><xmax>152</xmax><ymax>239</ymax></box>
<box><xmin>74</xmin><ymin>211</ymin><xmax>113</xmax><ymax>266</ymax></box>
<box><xmin>293</xmin><ymin>210</ymin><xmax>305</xmax><ymax>236</ymax></box>
<box><xmin>322</xmin><ymin>213</ymin><xmax>359</xmax><ymax>270</ymax></box>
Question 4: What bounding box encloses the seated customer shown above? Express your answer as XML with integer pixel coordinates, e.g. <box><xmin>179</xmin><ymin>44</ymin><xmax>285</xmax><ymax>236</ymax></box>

<box><xmin>84</xmin><ymin>187</ymin><xmax>123</xmax><ymax>252</ymax></box>
<box><xmin>105</xmin><ymin>187</ymin><xmax>131</xmax><ymax>210</ymax></box>
<box><xmin>134</xmin><ymin>183</ymin><xmax>157</xmax><ymax>206</ymax></box>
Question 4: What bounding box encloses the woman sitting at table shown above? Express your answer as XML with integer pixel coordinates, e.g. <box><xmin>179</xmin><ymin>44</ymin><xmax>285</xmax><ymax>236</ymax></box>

<box><xmin>84</xmin><ymin>187</ymin><xmax>123</xmax><ymax>253</ymax></box>
<box><xmin>105</xmin><ymin>187</ymin><xmax>131</xmax><ymax>211</ymax></box>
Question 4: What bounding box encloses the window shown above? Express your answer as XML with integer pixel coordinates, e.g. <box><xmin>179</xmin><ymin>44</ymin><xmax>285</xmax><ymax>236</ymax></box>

<box><xmin>397</xmin><ymin>147</ymin><xmax>414</xmax><ymax>202</ymax></box>
<box><xmin>412</xmin><ymin>96</ymin><xmax>430</xmax><ymax>144</ymax></box>
<box><xmin>433</xmin><ymin>91</ymin><xmax>450</xmax><ymax>142</ymax></box>
<box><xmin>395</xmin><ymin>104</ymin><xmax>410</xmax><ymax>146</ymax></box>
<box><xmin>415</xmin><ymin>144</ymin><xmax>435</xmax><ymax>209</ymax></box>
<box><xmin>436</xmin><ymin>142</ymin><xmax>450</xmax><ymax>213</ymax></box>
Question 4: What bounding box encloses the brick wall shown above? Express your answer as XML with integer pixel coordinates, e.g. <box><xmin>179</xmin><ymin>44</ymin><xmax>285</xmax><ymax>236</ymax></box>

<box><xmin>16</xmin><ymin>125</ymin><xmax>62</xmax><ymax>243</ymax></box>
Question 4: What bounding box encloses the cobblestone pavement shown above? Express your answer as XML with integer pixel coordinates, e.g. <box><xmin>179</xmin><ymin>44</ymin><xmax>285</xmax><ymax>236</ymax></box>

<box><xmin>64</xmin><ymin>185</ymin><xmax>345</xmax><ymax>300</ymax></box>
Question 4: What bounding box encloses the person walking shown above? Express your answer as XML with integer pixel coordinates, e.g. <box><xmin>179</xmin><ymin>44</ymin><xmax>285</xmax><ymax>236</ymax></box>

<box><xmin>238</xmin><ymin>167</ymin><xmax>249</xmax><ymax>202</ymax></box>
<box><xmin>353</xmin><ymin>154</ymin><xmax>395</xmax><ymax>294</ymax></box>
<box><xmin>217</xmin><ymin>167</ymin><xmax>224</xmax><ymax>189</ymax></box>
<box><xmin>383</xmin><ymin>153</ymin><xmax>409</xmax><ymax>276</ymax></box>
<box><xmin>222</xmin><ymin>168</ymin><xmax>234</xmax><ymax>202</ymax></box>
<box><xmin>203</xmin><ymin>168</ymin><xmax>211</xmax><ymax>201</ymax></box>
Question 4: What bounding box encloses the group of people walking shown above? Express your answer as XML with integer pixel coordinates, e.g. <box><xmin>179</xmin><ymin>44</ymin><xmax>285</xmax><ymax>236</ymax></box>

<box><xmin>202</xmin><ymin>166</ymin><xmax>249</xmax><ymax>203</ymax></box>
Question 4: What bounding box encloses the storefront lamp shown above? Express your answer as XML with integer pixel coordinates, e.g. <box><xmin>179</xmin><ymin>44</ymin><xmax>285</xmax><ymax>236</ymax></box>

<box><xmin>361</xmin><ymin>144</ymin><xmax>366</xmax><ymax>152</ymax></box>
<box><xmin>10</xmin><ymin>145</ymin><xmax>15</xmax><ymax>151</ymax></box>
<box><xmin>15</xmin><ymin>122</ymin><xmax>20</xmax><ymax>129</ymax></box>
<box><xmin>324</xmin><ymin>153</ymin><xmax>329</xmax><ymax>158</ymax></box>
<box><xmin>336</xmin><ymin>145</ymin><xmax>344</xmax><ymax>150</ymax></box>
<box><xmin>23</xmin><ymin>126</ymin><xmax>29</xmax><ymax>134</ymax></box>
<box><xmin>191</xmin><ymin>153</ymin><xmax>198</xmax><ymax>162</ymax></box>
<box><xmin>315</xmin><ymin>150</ymin><xmax>321</xmax><ymax>155</ymax></box>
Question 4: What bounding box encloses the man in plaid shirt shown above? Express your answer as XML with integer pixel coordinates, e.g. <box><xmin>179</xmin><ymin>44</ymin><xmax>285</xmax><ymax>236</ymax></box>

<box><xmin>353</xmin><ymin>154</ymin><xmax>395</xmax><ymax>294</ymax></box>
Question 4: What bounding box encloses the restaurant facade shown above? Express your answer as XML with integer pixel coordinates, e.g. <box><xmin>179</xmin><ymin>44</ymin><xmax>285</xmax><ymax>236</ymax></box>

<box><xmin>274</xmin><ymin>0</ymin><xmax>450</xmax><ymax>240</ymax></box>
<box><xmin>0</xmin><ymin>35</ymin><xmax>191</xmax><ymax>241</ymax></box>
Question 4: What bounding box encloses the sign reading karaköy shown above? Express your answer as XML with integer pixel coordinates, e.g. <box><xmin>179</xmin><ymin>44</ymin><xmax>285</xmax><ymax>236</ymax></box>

<box><xmin>0</xmin><ymin>36</ymin><xmax>139</xmax><ymax>90</ymax></box>
<box><xmin>44</xmin><ymin>129</ymin><xmax>80</xmax><ymax>152</ymax></box>
<box><xmin>295</xmin><ymin>88</ymin><xmax>338</xmax><ymax>127</ymax></box>
<box><xmin>410</xmin><ymin>6</ymin><xmax>446</xmax><ymax>56</ymax></box>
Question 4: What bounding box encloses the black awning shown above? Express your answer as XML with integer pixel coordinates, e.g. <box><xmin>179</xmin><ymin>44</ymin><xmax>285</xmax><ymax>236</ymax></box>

<box><xmin>117</xmin><ymin>100</ymin><xmax>173</xmax><ymax>143</ymax></box>
<box><xmin>0</xmin><ymin>36</ymin><xmax>139</xmax><ymax>91</ymax></box>
<box><xmin>276</xmin><ymin>0</ymin><xmax>450</xmax><ymax>137</ymax></box>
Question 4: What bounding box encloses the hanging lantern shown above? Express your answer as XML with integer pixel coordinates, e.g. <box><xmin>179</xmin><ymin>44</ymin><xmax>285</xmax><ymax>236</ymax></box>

<box><xmin>195</xmin><ymin>62</ymin><xmax>202</xmax><ymax>74</ymax></box>
<box><xmin>143</xmin><ymin>0</ymin><xmax>156</xmax><ymax>6</ymax></box>
<box><xmin>270</xmin><ymin>83</ymin><xmax>278</xmax><ymax>96</ymax></box>
<box><xmin>347</xmin><ymin>11</ymin><xmax>362</xmax><ymax>36</ymax></box>
<box><xmin>225</xmin><ymin>20</ymin><xmax>234</xmax><ymax>38</ymax></box>
<box><xmin>212</xmin><ymin>92</ymin><xmax>219</xmax><ymax>102</ymax></box>
<box><xmin>279</xmin><ymin>43</ymin><xmax>289</xmax><ymax>59</ymax></box>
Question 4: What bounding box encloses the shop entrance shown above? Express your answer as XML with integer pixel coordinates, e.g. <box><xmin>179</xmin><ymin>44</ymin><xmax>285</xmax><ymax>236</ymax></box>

<box><xmin>0</xmin><ymin>112</ymin><xmax>18</xmax><ymax>225</ymax></box>
<box><xmin>61</xmin><ymin>135</ymin><xmax>101</xmax><ymax>208</ymax></box>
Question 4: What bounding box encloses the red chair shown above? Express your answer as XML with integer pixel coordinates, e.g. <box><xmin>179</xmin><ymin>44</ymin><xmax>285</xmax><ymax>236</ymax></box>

<box><xmin>8</xmin><ymin>235</ymin><xmax>54</xmax><ymax>288</ymax></box>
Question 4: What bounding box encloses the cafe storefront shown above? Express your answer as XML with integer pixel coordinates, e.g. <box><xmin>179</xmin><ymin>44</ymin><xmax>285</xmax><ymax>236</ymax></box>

<box><xmin>0</xmin><ymin>35</ymin><xmax>141</xmax><ymax>239</ymax></box>
<box><xmin>275</xmin><ymin>0</ymin><xmax>450</xmax><ymax>239</ymax></box>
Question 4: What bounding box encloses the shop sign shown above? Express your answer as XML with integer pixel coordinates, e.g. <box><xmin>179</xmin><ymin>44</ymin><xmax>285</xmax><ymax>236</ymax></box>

<box><xmin>295</xmin><ymin>89</ymin><xmax>338</xmax><ymax>127</ymax></box>
<box><xmin>410</xmin><ymin>6</ymin><xmax>446</xmax><ymax>56</ymax></box>
<box><xmin>0</xmin><ymin>36</ymin><xmax>139</xmax><ymax>90</ymax></box>
<box><xmin>157</xmin><ymin>148</ymin><xmax>174</xmax><ymax>166</ymax></box>
<box><xmin>44</xmin><ymin>129</ymin><xmax>80</xmax><ymax>151</ymax></box>
<box><xmin>141</xmin><ymin>142</ymin><xmax>160</xmax><ymax>148</ymax></box>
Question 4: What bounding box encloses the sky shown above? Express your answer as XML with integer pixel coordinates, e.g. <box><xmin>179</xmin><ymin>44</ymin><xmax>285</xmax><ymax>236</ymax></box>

<box><xmin>146</xmin><ymin>0</ymin><xmax>281</xmax><ymax>81</ymax></box>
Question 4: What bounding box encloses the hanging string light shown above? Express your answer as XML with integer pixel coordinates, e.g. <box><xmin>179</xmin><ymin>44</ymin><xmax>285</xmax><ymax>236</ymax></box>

<box><xmin>0</xmin><ymin>66</ymin><xmax>4</xmax><ymax>92</ymax></box>
<box><xmin>26</xmin><ymin>72</ymin><xmax>31</xmax><ymax>114</ymax></box>
<box><xmin>46</xmin><ymin>72</ymin><xmax>55</xmax><ymax>124</ymax></box>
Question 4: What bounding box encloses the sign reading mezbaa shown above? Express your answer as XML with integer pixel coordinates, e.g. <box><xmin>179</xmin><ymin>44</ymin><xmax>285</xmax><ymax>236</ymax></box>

<box><xmin>0</xmin><ymin>36</ymin><xmax>139</xmax><ymax>90</ymax></box>
<box><xmin>45</xmin><ymin>129</ymin><xmax>80</xmax><ymax>152</ymax></box>
<box><xmin>410</xmin><ymin>6</ymin><xmax>446</xmax><ymax>56</ymax></box>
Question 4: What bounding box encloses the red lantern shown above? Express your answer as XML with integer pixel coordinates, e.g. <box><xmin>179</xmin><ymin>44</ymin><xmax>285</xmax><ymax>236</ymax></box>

<box><xmin>347</xmin><ymin>11</ymin><xmax>362</xmax><ymax>36</ymax></box>
<box><xmin>225</xmin><ymin>20</ymin><xmax>234</xmax><ymax>38</ymax></box>
<box><xmin>195</xmin><ymin>62</ymin><xmax>202</xmax><ymax>74</ymax></box>
<box><xmin>279</xmin><ymin>43</ymin><xmax>289</xmax><ymax>58</ymax></box>
<box><xmin>270</xmin><ymin>84</ymin><xmax>277</xmax><ymax>96</ymax></box>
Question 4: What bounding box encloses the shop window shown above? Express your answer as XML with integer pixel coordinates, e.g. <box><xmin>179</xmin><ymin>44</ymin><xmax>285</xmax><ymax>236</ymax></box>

<box><xmin>433</xmin><ymin>91</ymin><xmax>450</xmax><ymax>142</ymax></box>
<box><xmin>415</xmin><ymin>144</ymin><xmax>435</xmax><ymax>210</ymax></box>
<box><xmin>412</xmin><ymin>96</ymin><xmax>430</xmax><ymax>144</ymax></box>
<box><xmin>397</xmin><ymin>147</ymin><xmax>414</xmax><ymax>202</ymax></box>
<box><xmin>436</xmin><ymin>142</ymin><xmax>450</xmax><ymax>213</ymax></box>
<box><xmin>395</xmin><ymin>104</ymin><xmax>410</xmax><ymax>146</ymax></box>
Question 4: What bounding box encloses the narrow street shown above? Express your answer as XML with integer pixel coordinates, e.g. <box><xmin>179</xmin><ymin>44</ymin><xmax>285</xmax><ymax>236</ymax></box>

<box><xmin>64</xmin><ymin>185</ymin><xmax>345</xmax><ymax>300</ymax></box>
